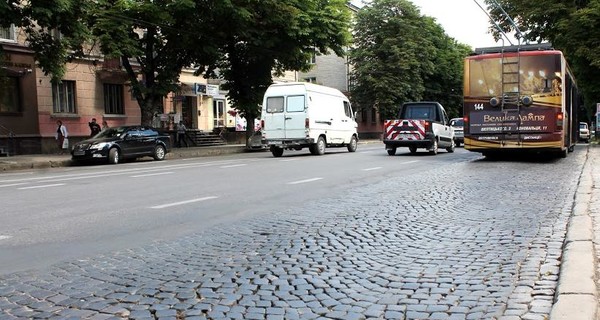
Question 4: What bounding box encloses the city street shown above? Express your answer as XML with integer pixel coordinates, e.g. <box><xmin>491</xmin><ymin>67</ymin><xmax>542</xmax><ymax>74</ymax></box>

<box><xmin>0</xmin><ymin>144</ymin><xmax>592</xmax><ymax>319</ymax></box>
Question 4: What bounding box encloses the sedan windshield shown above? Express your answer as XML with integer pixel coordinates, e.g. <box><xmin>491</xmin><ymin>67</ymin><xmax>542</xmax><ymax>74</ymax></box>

<box><xmin>95</xmin><ymin>127</ymin><xmax>128</xmax><ymax>138</ymax></box>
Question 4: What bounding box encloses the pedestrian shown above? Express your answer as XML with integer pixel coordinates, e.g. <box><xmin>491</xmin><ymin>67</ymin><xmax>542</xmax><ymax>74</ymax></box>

<box><xmin>177</xmin><ymin>120</ymin><xmax>188</xmax><ymax>148</ymax></box>
<box><xmin>101</xmin><ymin>120</ymin><xmax>109</xmax><ymax>130</ymax></box>
<box><xmin>55</xmin><ymin>120</ymin><xmax>69</xmax><ymax>154</ymax></box>
<box><xmin>88</xmin><ymin>118</ymin><xmax>101</xmax><ymax>137</ymax></box>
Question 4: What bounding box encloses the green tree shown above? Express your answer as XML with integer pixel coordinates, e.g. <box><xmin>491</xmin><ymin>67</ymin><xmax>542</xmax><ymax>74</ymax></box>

<box><xmin>420</xmin><ymin>17</ymin><xmax>472</xmax><ymax>118</ymax></box>
<box><xmin>485</xmin><ymin>0</ymin><xmax>600</xmax><ymax>122</ymax></box>
<box><xmin>348</xmin><ymin>0</ymin><xmax>469</xmax><ymax>121</ymax></box>
<box><xmin>208</xmin><ymin>0</ymin><xmax>351</xmax><ymax>138</ymax></box>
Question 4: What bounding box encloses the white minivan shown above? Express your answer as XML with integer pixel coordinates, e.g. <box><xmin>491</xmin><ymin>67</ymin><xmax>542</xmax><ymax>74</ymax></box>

<box><xmin>260</xmin><ymin>82</ymin><xmax>358</xmax><ymax>157</ymax></box>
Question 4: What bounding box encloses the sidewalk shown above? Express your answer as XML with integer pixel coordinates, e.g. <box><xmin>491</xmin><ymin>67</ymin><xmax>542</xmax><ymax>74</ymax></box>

<box><xmin>0</xmin><ymin>144</ymin><xmax>250</xmax><ymax>172</ymax></box>
<box><xmin>550</xmin><ymin>144</ymin><xmax>598</xmax><ymax>320</ymax></box>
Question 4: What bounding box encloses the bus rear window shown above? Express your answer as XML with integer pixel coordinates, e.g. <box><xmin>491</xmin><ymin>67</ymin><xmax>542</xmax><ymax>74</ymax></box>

<box><xmin>266</xmin><ymin>97</ymin><xmax>284</xmax><ymax>113</ymax></box>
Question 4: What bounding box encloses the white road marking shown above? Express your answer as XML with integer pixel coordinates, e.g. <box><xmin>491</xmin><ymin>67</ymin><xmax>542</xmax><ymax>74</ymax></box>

<box><xmin>0</xmin><ymin>183</ymin><xmax>28</xmax><ymax>188</ymax></box>
<box><xmin>0</xmin><ymin>235</ymin><xmax>12</xmax><ymax>241</ymax></box>
<box><xmin>362</xmin><ymin>167</ymin><xmax>382</xmax><ymax>171</ymax></box>
<box><xmin>131</xmin><ymin>172</ymin><xmax>173</xmax><ymax>178</ymax></box>
<box><xmin>150</xmin><ymin>196</ymin><xmax>218</xmax><ymax>209</ymax></box>
<box><xmin>18</xmin><ymin>183</ymin><xmax>65</xmax><ymax>190</ymax></box>
<box><xmin>220</xmin><ymin>164</ymin><xmax>247</xmax><ymax>168</ymax></box>
<box><xmin>401</xmin><ymin>161</ymin><xmax>419</xmax><ymax>164</ymax></box>
<box><xmin>0</xmin><ymin>160</ymin><xmax>243</xmax><ymax>184</ymax></box>
<box><xmin>279</xmin><ymin>158</ymin><xmax>300</xmax><ymax>162</ymax></box>
<box><xmin>287</xmin><ymin>178</ymin><xmax>323</xmax><ymax>185</ymax></box>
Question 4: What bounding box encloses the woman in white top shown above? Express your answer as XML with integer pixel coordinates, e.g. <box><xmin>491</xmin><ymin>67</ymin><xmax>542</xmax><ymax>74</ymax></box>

<box><xmin>55</xmin><ymin>120</ymin><xmax>69</xmax><ymax>154</ymax></box>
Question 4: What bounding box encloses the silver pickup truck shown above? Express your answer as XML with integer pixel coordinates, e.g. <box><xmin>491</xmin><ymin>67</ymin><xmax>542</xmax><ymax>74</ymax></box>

<box><xmin>383</xmin><ymin>102</ymin><xmax>455</xmax><ymax>155</ymax></box>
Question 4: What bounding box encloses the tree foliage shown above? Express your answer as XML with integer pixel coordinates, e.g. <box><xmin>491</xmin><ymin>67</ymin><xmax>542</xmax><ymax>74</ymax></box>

<box><xmin>208</xmin><ymin>0</ymin><xmax>351</xmax><ymax>135</ymax></box>
<box><xmin>90</xmin><ymin>0</ymin><xmax>221</xmax><ymax>125</ymax></box>
<box><xmin>485</xmin><ymin>0</ymin><xmax>600</xmax><ymax>122</ymax></box>
<box><xmin>349</xmin><ymin>0</ymin><xmax>470</xmax><ymax>121</ymax></box>
<box><xmin>1</xmin><ymin>0</ymin><xmax>351</xmax><ymax>129</ymax></box>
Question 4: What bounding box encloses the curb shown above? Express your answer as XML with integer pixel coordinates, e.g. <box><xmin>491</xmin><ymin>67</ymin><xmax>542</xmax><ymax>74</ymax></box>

<box><xmin>550</xmin><ymin>146</ymin><xmax>598</xmax><ymax>320</ymax></box>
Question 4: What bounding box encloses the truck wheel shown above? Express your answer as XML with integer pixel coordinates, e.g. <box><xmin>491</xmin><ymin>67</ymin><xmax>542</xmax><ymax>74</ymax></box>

<box><xmin>387</xmin><ymin>148</ymin><xmax>396</xmax><ymax>156</ymax></box>
<box><xmin>270</xmin><ymin>146</ymin><xmax>284</xmax><ymax>157</ymax></box>
<box><xmin>409</xmin><ymin>146</ymin><xmax>417</xmax><ymax>154</ymax></box>
<box><xmin>446</xmin><ymin>140</ymin><xmax>455</xmax><ymax>153</ymax></box>
<box><xmin>347</xmin><ymin>136</ymin><xmax>358</xmax><ymax>152</ymax></box>
<box><xmin>314</xmin><ymin>136</ymin><xmax>326</xmax><ymax>155</ymax></box>
<box><xmin>429</xmin><ymin>139</ymin><xmax>438</xmax><ymax>155</ymax></box>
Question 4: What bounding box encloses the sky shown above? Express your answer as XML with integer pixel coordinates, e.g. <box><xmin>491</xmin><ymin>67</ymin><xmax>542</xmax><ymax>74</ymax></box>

<box><xmin>351</xmin><ymin>0</ymin><xmax>518</xmax><ymax>49</ymax></box>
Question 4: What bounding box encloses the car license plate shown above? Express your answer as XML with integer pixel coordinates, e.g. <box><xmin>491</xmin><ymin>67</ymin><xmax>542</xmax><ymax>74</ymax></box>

<box><xmin>74</xmin><ymin>150</ymin><xmax>85</xmax><ymax>156</ymax></box>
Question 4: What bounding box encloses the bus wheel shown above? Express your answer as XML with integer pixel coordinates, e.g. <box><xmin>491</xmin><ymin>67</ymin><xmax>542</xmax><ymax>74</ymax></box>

<box><xmin>559</xmin><ymin>148</ymin><xmax>568</xmax><ymax>158</ymax></box>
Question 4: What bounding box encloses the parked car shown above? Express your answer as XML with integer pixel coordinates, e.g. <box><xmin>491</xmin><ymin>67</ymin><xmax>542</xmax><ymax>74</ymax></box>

<box><xmin>71</xmin><ymin>125</ymin><xmax>172</xmax><ymax>164</ymax></box>
<box><xmin>449</xmin><ymin>117</ymin><xmax>464</xmax><ymax>146</ymax></box>
<box><xmin>579</xmin><ymin>122</ymin><xmax>590</xmax><ymax>143</ymax></box>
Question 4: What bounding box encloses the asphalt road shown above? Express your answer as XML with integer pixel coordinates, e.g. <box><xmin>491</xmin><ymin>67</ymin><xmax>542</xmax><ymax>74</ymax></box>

<box><xmin>0</xmin><ymin>145</ymin><xmax>478</xmax><ymax>275</ymax></box>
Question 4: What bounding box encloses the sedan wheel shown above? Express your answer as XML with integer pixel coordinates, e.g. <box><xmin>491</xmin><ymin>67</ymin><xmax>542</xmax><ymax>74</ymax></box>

<box><xmin>153</xmin><ymin>145</ymin><xmax>166</xmax><ymax>161</ymax></box>
<box><xmin>108</xmin><ymin>148</ymin><xmax>120</xmax><ymax>164</ymax></box>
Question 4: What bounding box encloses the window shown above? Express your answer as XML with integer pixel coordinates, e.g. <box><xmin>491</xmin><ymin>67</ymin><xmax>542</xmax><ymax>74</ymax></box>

<box><xmin>0</xmin><ymin>25</ymin><xmax>16</xmax><ymax>41</ymax></box>
<box><xmin>343</xmin><ymin>101</ymin><xmax>353</xmax><ymax>118</ymax></box>
<box><xmin>361</xmin><ymin>108</ymin><xmax>367</xmax><ymax>123</ymax></box>
<box><xmin>287</xmin><ymin>96</ymin><xmax>305</xmax><ymax>112</ymax></box>
<box><xmin>309</xmin><ymin>52</ymin><xmax>316</xmax><ymax>64</ymax></box>
<box><xmin>266</xmin><ymin>97</ymin><xmax>284</xmax><ymax>113</ymax></box>
<box><xmin>104</xmin><ymin>83</ymin><xmax>124</xmax><ymax>114</ymax></box>
<box><xmin>0</xmin><ymin>76</ymin><xmax>21</xmax><ymax>113</ymax></box>
<box><xmin>304</xmin><ymin>77</ymin><xmax>317</xmax><ymax>83</ymax></box>
<box><xmin>52</xmin><ymin>81</ymin><xmax>76</xmax><ymax>113</ymax></box>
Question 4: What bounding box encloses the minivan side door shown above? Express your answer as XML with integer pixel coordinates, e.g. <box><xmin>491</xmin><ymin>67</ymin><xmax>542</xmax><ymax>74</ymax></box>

<box><xmin>284</xmin><ymin>95</ymin><xmax>307</xmax><ymax>140</ymax></box>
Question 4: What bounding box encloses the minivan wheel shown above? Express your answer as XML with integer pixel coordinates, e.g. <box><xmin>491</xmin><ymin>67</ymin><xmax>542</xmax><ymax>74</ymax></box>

<box><xmin>108</xmin><ymin>148</ymin><xmax>120</xmax><ymax>164</ymax></box>
<box><xmin>270</xmin><ymin>146</ymin><xmax>284</xmax><ymax>157</ymax></box>
<box><xmin>408</xmin><ymin>146</ymin><xmax>417</xmax><ymax>154</ymax></box>
<box><xmin>347</xmin><ymin>136</ymin><xmax>358</xmax><ymax>152</ymax></box>
<box><xmin>153</xmin><ymin>145</ymin><xmax>166</xmax><ymax>160</ymax></box>
<box><xmin>315</xmin><ymin>136</ymin><xmax>326</xmax><ymax>155</ymax></box>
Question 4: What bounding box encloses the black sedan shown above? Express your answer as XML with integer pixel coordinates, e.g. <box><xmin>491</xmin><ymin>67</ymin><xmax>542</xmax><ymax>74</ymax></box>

<box><xmin>71</xmin><ymin>126</ymin><xmax>172</xmax><ymax>164</ymax></box>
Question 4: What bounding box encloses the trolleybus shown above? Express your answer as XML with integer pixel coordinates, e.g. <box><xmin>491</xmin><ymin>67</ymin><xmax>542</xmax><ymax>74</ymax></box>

<box><xmin>463</xmin><ymin>43</ymin><xmax>579</xmax><ymax>158</ymax></box>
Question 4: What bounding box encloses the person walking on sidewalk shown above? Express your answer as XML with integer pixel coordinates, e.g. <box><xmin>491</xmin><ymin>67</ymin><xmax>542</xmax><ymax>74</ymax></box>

<box><xmin>55</xmin><ymin>120</ymin><xmax>69</xmax><ymax>154</ymax></box>
<box><xmin>88</xmin><ymin>118</ymin><xmax>101</xmax><ymax>137</ymax></box>
<box><xmin>177</xmin><ymin>121</ymin><xmax>188</xmax><ymax>148</ymax></box>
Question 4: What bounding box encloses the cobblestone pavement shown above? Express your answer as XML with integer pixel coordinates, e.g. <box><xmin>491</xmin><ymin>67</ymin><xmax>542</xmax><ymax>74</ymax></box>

<box><xmin>0</xmin><ymin>149</ymin><xmax>587</xmax><ymax>319</ymax></box>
